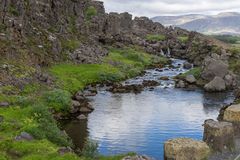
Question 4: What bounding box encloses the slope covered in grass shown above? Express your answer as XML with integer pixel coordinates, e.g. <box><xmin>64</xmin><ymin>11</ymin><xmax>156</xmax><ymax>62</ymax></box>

<box><xmin>0</xmin><ymin>47</ymin><xmax>169</xmax><ymax>159</ymax></box>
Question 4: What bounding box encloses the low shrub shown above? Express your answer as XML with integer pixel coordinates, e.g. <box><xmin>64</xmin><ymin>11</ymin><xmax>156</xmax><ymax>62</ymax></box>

<box><xmin>85</xmin><ymin>6</ymin><xmax>97</xmax><ymax>20</ymax></box>
<box><xmin>26</xmin><ymin>104</ymin><xmax>72</xmax><ymax>147</ymax></box>
<box><xmin>42</xmin><ymin>89</ymin><xmax>72</xmax><ymax>112</ymax></box>
<box><xmin>81</xmin><ymin>139</ymin><xmax>99</xmax><ymax>159</ymax></box>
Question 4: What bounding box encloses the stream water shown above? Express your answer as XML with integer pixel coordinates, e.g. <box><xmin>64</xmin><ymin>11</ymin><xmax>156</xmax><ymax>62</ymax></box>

<box><xmin>62</xmin><ymin>59</ymin><xmax>235</xmax><ymax>160</ymax></box>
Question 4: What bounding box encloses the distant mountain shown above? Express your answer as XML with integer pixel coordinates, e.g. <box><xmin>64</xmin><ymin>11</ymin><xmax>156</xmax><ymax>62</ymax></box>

<box><xmin>152</xmin><ymin>12</ymin><xmax>240</xmax><ymax>35</ymax></box>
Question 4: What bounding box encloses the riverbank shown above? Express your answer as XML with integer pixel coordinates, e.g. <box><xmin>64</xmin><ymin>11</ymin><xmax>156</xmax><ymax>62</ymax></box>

<box><xmin>0</xmin><ymin>47</ymin><xmax>169</xmax><ymax>160</ymax></box>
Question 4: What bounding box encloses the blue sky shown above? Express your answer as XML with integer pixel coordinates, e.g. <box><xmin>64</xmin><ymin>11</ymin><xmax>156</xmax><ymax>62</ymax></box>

<box><xmin>101</xmin><ymin>0</ymin><xmax>240</xmax><ymax>17</ymax></box>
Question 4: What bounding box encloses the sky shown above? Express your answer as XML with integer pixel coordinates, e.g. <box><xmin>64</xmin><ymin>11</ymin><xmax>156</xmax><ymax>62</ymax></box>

<box><xmin>100</xmin><ymin>0</ymin><xmax>240</xmax><ymax>18</ymax></box>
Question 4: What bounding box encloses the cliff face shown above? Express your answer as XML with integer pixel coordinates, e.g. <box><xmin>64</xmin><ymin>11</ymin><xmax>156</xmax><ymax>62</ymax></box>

<box><xmin>0</xmin><ymin>0</ymin><xmax>233</xmax><ymax>87</ymax></box>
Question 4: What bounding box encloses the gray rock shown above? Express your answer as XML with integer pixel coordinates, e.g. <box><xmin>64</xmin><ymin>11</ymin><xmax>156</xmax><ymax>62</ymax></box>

<box><xmin>80</xmin><ymin>107</ymin><xmax>92</xmax><ymax>113</ymax></box>
<box><xmin>185</xmin><ymin>75</ymin><xmax>196</xmax><ymax>84</ymax></box>
<box><xmin>72</xmin><ymin>100</ymin><xmax>81</xmax><ymax>108</ymax></box>
<box><xmin>183</xmin><ymin>62</ymin><xmax>192</xmax><ymax>69</ymax></box>
<box><xmin>204</xmin><ymin>76</ymin><xmax>226</xmax><ymax>92</ymax></box>
<box><xmin>77</xmin><ymin>114</ymin><xmax>87</xmax><ymax>120</ymax></box>
<box><xmin>224</xmin><ymin>74</ymin><xmax>236</xmax><ymax>89</ymax></box>
<box><xmin>201</xmin><ymin>58</ymin><xmax>228</xmax><ymax>81</ymax></box>
<box><xmin>203</xmin><ymin>119</ymin><xmax>234</xmax><ymax>152</ymax></box>
<box><xmin>15</xmin><ymin>132</ymin><xmax>34</xmax><ymax>141</ymax></box>
<box><xmin>58</xmin><ymin>147</ymin><xmax>72</xmax><ymax>155</ymax></box>
<box><xmin>176</xmin><ymin>80</ymin><xmax>185</xmax><ymax>88</ymax></box>
<box><xmin>0</xmin><ymin>102</ymin><xmax>9</xmax><ymax>108</ymax></box>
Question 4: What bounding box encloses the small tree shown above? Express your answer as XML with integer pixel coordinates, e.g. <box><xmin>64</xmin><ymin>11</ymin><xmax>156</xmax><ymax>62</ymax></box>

<box><xmin>86</xmin><ymin>6</ymin><xmax>97</xmax><ymax>20</ymax></box>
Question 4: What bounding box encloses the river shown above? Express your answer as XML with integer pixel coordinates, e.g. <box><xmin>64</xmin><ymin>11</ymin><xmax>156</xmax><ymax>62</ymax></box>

<box><xmin>62</xmin><ymin>59</ymin><xmax>234</xmax><ymax>159</ymax></box>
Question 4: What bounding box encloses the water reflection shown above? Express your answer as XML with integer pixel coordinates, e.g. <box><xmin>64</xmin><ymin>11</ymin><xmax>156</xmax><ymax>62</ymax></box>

<box><xmin>62</xmin><ymin>59</ymin><xmax>235</xmax><ymax>159</ymax></box>
<box><xmin>63</xmin><ymin>89</ymin><xmax>234</xmax><ymax>159</ymax></box>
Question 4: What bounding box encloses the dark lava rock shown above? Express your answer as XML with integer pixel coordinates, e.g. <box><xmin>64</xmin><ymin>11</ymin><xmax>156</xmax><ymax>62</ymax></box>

<box><xmin>159</xmin><ymin>76</ymin><xmax>169</xmax><ymax>81</ymax></box>
<box><xmin>142</xmin><ymin>80</ymin><xmax>160</xmax><ymax>87</ymax></box>
<box><xmin>183</xmin><ymin>62</ymin><xmax>192</xmax><ymax>69</ymax></box>
<box><xmin>108</xmin><ymin>83</ymin><xmax>143</xmax><ymax>94</ymax></box>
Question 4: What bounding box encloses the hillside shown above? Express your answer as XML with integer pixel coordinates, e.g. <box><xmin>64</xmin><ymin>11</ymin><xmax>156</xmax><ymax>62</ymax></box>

<box><xmin>152</xmin><ymin>12</ymin><xmax>240</xmax><ymax>35</ymax></box>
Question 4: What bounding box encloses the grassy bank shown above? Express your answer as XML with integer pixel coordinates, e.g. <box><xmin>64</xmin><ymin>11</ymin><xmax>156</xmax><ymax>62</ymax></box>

<box><xmin>0</xmin><ymin>47</ymin><xmax>168</xmax><ymax>160</ymax></box>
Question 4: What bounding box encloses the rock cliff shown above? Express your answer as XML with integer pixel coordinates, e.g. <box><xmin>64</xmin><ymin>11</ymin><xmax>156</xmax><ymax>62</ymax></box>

<box><xmin>0</xmin><ymin>0</ymin><xmax>237</xmax><ymax>89</ymax></box>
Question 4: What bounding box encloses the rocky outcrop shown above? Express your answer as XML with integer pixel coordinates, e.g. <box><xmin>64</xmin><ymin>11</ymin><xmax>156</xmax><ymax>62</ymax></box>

<box><xmin>164</xmin><ymin>138</ymin><xmax>210</xmax><ymax>160</ymax></box>
<box><xmin>201</xmin><ymin>58</ymin><xmax>228</xmax><ymax>81</ymax></box>
<box><xmin>204</xmin><ymin>76</ymin><xmax>226</xmax><ymax>92</ymax></box>
<box><xmin>203</xmin><ymin>119</ymin><xmax>235</xmax><ymax>152</ymax></box>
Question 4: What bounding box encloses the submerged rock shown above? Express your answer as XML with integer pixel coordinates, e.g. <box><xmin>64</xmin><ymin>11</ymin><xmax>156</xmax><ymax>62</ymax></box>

<box><xmin>108</xmin><ymin>83</ymin><xmax>143</xmax><ymax>94</ymax></box>
<box><xmin>159</xmin><ymin>76</ymin><xmax>169</xmax><ymax>81</ymax></box>
<box><xmin>142</xmin><ymin>80</ymin><xmax>160</xmax><ymax>87</ymax></box>
<box><xmin>164</xmin><ymin>138</ymin><xmax>210</xmax><ymax>160</ymax></box>
<box><xmin>204</xmin><ymin>76</ymin><xmax>226</xmax><ymax>92</ymax></box>
<box><xmin>203</xmin><ymin>119</ymin><xmax>234</xmax><ymax>152</ymax></box>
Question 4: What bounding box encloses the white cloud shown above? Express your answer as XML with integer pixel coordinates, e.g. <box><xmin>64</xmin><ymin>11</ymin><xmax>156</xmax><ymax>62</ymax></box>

<box><xmin>100</xmin><ymin>0</ymin><xmax>240</xmax><ymax>17</ymax></box>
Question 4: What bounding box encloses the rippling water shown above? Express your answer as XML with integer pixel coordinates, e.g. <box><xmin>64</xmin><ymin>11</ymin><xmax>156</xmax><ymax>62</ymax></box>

<box><xmin>62</xmin><ymin>59</ymin><xmax>235</xmax><ymax>160</ymax></box>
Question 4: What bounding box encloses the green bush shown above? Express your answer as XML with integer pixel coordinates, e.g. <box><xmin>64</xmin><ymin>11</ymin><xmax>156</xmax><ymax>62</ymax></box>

<box><xmin>178</xmin><ymin>67</ymin><xmax>202</xmax><ymax>79</ymax></box>
<box><xmin>85</xmin><ymin>6</ymin><xmax>97</xmax><ymax>20</ymax></box>
<box><xmin>26</xmin><ymin>104</ymin><xmax>72</xmax><ymax>147</ymax></box>
<box><xmin>43</xmin><ymin>89</ymin><xmax>72</xmax><ymax>112</ymax></box>
<box><xmin>146</xmin><ymin>34</ymin><xmax>166</xmax><ymax>41</ymax></box>
<box><xmin>81</xmin><ymin>139</ymin><xmax>99</xmax><ymax>159</ymax></box>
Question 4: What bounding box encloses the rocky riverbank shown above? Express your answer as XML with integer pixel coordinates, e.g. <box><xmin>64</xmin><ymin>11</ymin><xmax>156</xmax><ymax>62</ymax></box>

<box><xmin>1</xmin><ymin>0</ymin><xmax>240</xmax><ymax>160</ymax></box>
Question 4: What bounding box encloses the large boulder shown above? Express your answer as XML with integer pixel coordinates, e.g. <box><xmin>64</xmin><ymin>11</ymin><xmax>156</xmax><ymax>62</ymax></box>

<box><xmin>164</xmin><ymin>138</ymin><xmax>210</xmax><ymax>160</ymax></box>
<box><xmin>223</xmin><ymin>104</ymin><xmax>240</xmax><ymax>123</ymax></box>
<box><xmin>201</xmin><ymin>58</ymin><xmax>228</xmax><ymax>81</ymax></box>
<box><xmin>203</xmin><ymin>119</ymin><xmax>235</xmax><ymax>152</ymax></box>
<box><xmin>204</xmin><ymin>76</ymin><xmax>226</xmax><ymax>92</ymax></box>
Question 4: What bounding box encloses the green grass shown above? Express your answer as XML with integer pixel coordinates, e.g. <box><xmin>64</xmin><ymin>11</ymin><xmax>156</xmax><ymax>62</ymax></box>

<box><xmin>177</xmin><ymin>67</ymin><xmax>202</xmax><ymax>79</ymax></box>
<box><xmin>212</xmin><ymin>35</ymin><xmax>240</xmax><ymax>44</ymax></box>
<box><xmin>146</xmin><ymin>34</ymin><xmax>166</xmax><ymax>41</ymax></box>
<box><xmin>177</xmin><ymin>36</ymin><xmax>189</xmax><ymax>43</ymax></box>
<box><xmin>0</xmin><ymin>47</ymin><xmax>169</xmax><ymax>159</ymax></box>
<box><xmin>51</xmin><ymin>47</ymin><xmax>168</xmax><ymax>93</ymax></box>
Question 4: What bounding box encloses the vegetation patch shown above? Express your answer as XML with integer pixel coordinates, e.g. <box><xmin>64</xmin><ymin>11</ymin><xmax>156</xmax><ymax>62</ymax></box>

<box><xmin>177</xmin><ymin>67</ymin><xmax>202</xmax><ymax>79</ymax></box>
<box><xmin>146</xmin><ymin>34</ymin><xmax>166</xmax><ymax>41</ymax></box>
<box><xmin>0</xmin><ymin>47</ymin><xmax>169</xmax><ymax>159</ymax></box>
<box><xmin>212</xmin><ymin>35</ymin><xmax>240</xmax><ymax>44</ymax></box>
<box><xmin>177</xmin><ymin>36</ymin><xmax>189</xmax><ymax>43</ymax></box>
<box><xmin>50</xmin><ymin>47</ymin><xmax>169</xmax><ymax>93</ymax></box>
<box><xmin>85</xmin><ymin>6</ymin><xmax>97</xmax><ymax>21</ymax></box>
